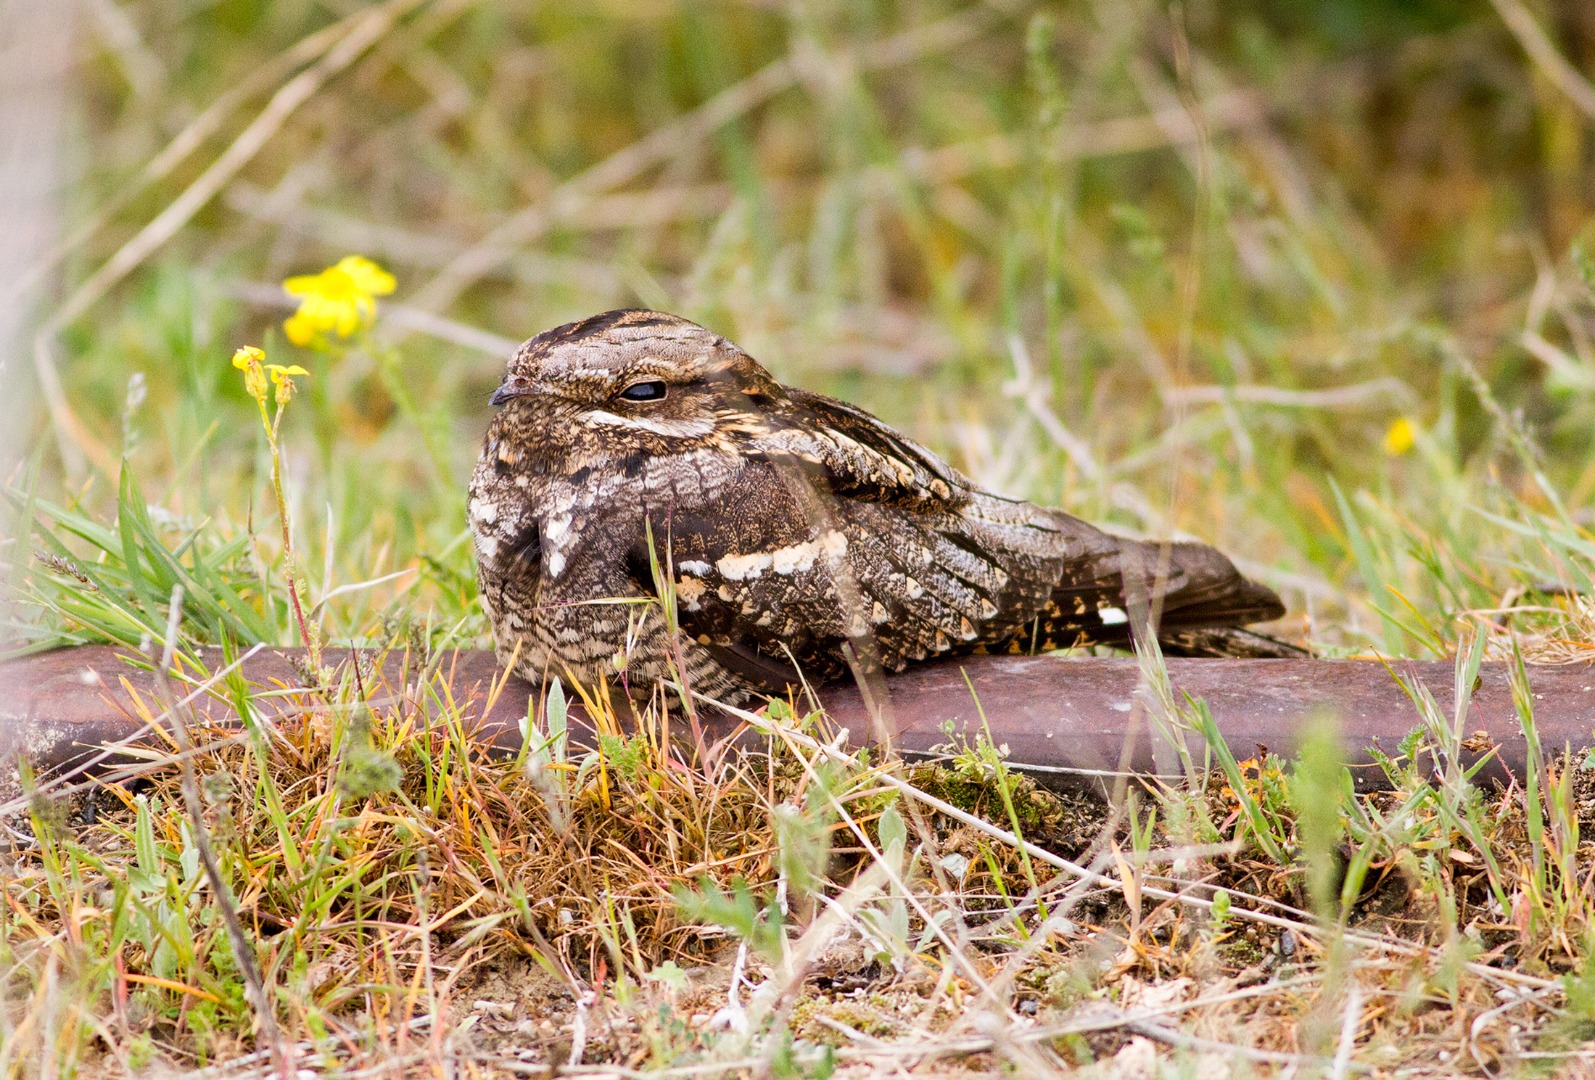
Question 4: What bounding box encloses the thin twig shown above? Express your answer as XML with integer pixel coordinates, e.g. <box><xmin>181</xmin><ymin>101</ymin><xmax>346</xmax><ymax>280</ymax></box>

<box><xmin>1123</xmin><ymin>1011</ymin><xmax>1362</xmax><ymax>1070</ymax></box>
<box><xmin>1164</xmin><ymin>378</ymin><xmax>1414</xmax><ymax>409</ymax></box>
<box><xmin>1489</xmin><ymin>0</ymin><xmax>1595</xmax><ymax>120</ymax></box>
<box><xmin>147</xmin><ymin>587</ymin><xmax>292</xmax><ymax>1080</ymax></box>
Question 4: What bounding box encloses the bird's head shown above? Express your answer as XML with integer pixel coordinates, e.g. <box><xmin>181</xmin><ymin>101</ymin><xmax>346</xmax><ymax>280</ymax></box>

<box><xmin>488</xmin><ymin>309</ymin><xmax>783</xmax><ymax>449</ymax></box>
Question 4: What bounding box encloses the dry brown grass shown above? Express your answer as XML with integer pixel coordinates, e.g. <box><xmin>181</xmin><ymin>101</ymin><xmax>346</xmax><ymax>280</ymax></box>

<box><xmin>3</xmin><ymin>641</ymin><xmax>1593</xmax><ymax>1076</ymax></box>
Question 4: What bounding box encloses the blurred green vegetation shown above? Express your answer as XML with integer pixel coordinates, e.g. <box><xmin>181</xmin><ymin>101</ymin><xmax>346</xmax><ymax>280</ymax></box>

<box><xmin>9</xmin><ymin>0</ymin><xmax>1595</xmax><ymax>659</ymax></box>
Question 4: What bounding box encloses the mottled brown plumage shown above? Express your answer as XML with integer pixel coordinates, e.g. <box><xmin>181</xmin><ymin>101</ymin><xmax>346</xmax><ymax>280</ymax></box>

<box><xmin>469</xmin><ymin>309</ymin><xmax>1294</xmax><ymax>709</ymax></box>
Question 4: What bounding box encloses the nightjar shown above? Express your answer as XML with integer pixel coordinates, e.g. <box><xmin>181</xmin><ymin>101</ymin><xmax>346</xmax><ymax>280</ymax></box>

<box><xmin>470</xmin><ymin>309</ymin><xmax>1295</xmax><ymax>710</ymax></box>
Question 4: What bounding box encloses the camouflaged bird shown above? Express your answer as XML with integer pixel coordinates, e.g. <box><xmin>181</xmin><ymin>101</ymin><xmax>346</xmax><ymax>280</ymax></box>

<box><xmin>469</xmin><ymin>309</ymin><xmax>1295</xmax><ymax>709</ymax></box>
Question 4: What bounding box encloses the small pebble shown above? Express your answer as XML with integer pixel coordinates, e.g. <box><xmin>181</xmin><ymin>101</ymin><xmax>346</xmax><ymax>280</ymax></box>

<box><xmin>937</xmin><ymin>852</ymin><xmax>971</xmax><ymax>878</ymax></box>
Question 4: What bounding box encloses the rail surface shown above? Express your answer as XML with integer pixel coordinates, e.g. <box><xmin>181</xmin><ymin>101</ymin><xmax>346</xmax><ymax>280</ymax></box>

<box><xmin>3</xmin><ymin>645</ymin><xmax>1593</xmax><ymax>793</ymax></box>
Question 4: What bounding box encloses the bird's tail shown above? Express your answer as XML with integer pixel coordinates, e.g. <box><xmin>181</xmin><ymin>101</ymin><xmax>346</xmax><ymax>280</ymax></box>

<box><xmin>1035</xmin><ymin>536</ymin><xmax>1304</xmax><ymax>659</ymax></box>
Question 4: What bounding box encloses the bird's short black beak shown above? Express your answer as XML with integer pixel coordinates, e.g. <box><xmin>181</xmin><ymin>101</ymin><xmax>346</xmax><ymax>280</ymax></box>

<box><xmin>489</xmin><ymin>377</ymin><xmax>532</xmax><ymax>406</ymax></box>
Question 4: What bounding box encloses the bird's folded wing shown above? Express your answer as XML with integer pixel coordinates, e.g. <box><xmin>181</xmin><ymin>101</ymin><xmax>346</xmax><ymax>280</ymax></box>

<box><xmin>623</xmin><ymin>452</ymin><xmax>1037</xmax><ymax>694</ymax></box>
<box><xmin>757</xmin><ymin>388</ymin><xmax>975</xmax><ymax>511</ymax></box>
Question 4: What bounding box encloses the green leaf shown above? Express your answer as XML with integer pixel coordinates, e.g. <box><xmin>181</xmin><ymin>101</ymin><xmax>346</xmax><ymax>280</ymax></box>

<box><xmin>878</xmin><ymin>803</ymin><xmax>907</xmax><ymax>862</ymax></box>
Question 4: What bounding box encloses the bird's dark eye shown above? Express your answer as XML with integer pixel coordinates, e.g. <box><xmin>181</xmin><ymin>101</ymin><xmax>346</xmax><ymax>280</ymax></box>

<box><xmin>618</xmin><ymin>380</ymin><xmax>667</xmax><ymax>403</ymax></box>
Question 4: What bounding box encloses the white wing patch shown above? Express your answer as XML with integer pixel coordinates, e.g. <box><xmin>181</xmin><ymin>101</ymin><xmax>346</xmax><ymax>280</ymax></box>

<box><xmin>675</xmin><ymin>575</ymin><xmax>708</xmax><ymax>610</ymax></box>
<box><xmin>715</xmin><ymin>531</ymin><xmax>847</xmax><ymax>581</ymax></box>
<box><xmin>715</xmin><ymin>551</ymin><xmax>773</xmax><ymax>581</ymax></box>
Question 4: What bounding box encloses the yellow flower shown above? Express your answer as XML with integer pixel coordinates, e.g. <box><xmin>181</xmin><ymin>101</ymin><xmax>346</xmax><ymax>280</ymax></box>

<box><xmin>232</xmin><ymin>346</ymin><xmax>268</xmax><ymax>403</ymax></box>
<box><xmin>232</xmin><ymin>347</ymin><xmax>309</xmax><ymax>407</ymax></box>
<box><xmin>282</xmin><ymin>255</ymin><xmax>396</xmax><ymax>347</ymax></box>
<box><xmin>1382</xmin><ymin>416</ymin><xmax>1416</xmax><ymax>456</ymax></box>
<box><xmin>268</xmin><ymin>363</ymin><xmax>309</xmax><ymax>405</ymax></box>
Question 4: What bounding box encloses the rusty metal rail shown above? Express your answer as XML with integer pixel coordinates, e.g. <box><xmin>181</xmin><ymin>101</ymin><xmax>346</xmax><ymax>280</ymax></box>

<box><xmin>2</xmin><ymin>646</ymin><xmax>1593</xmax><ymax>793</ymax></box>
